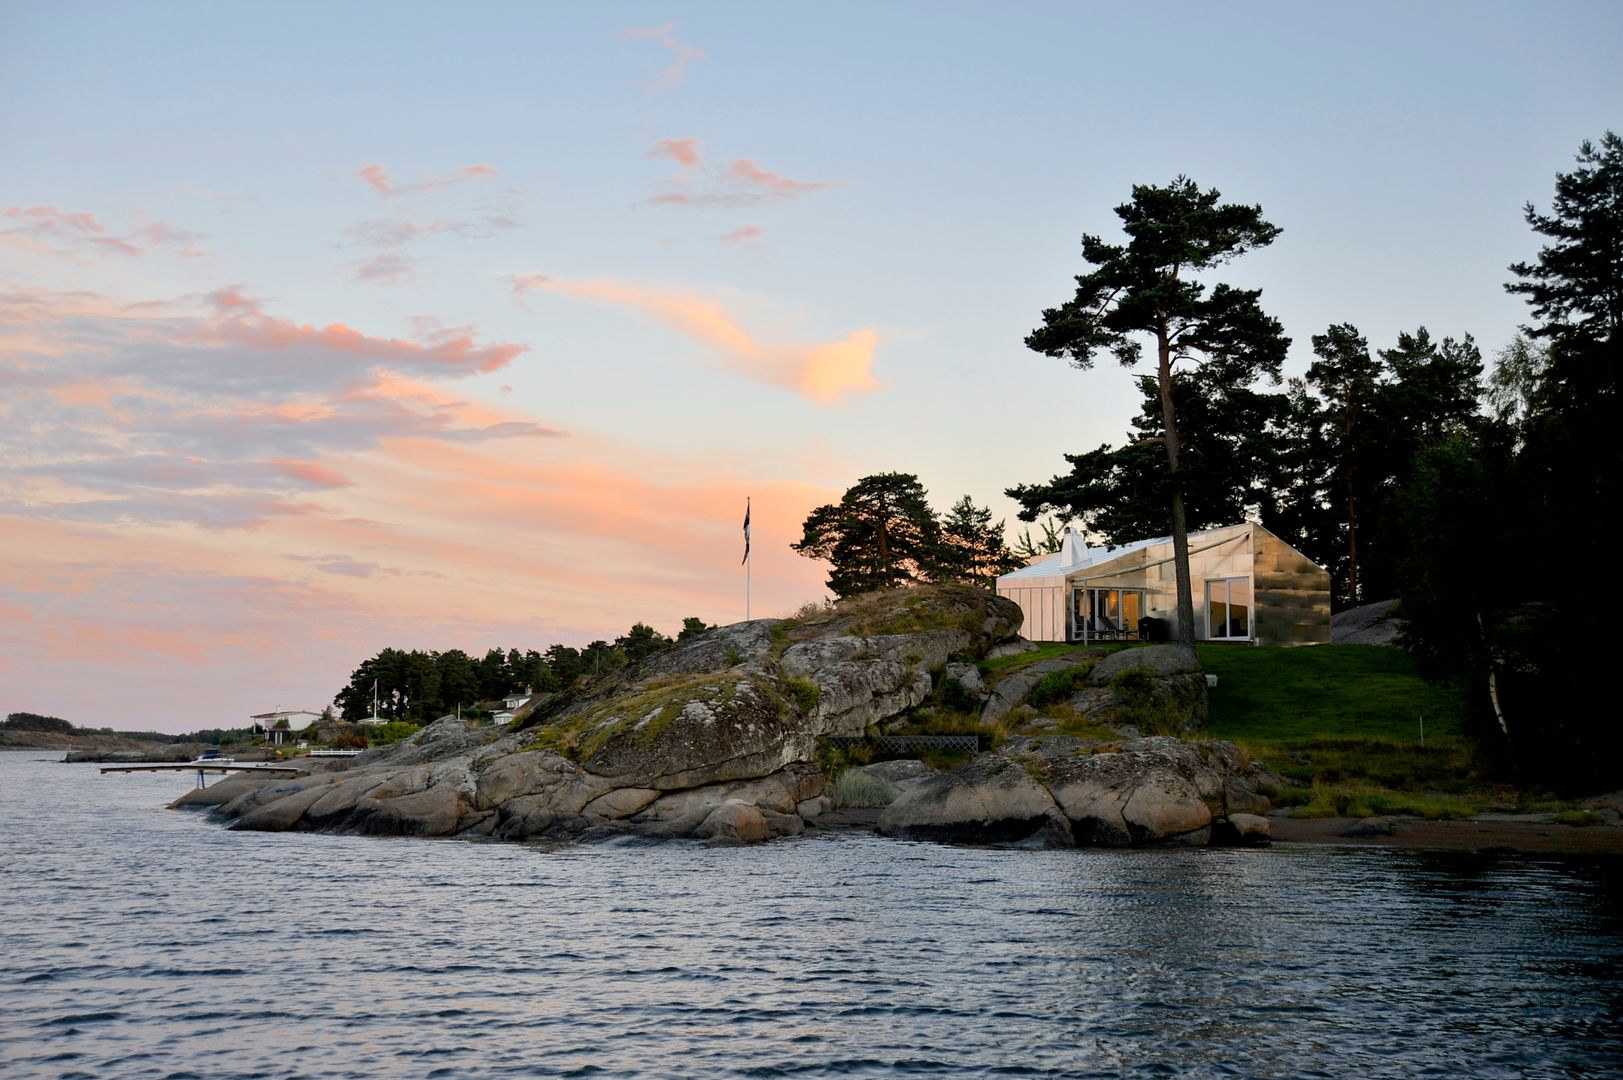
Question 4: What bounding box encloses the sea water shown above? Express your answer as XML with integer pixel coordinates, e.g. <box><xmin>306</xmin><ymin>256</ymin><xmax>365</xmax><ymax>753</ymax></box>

<box><xmin>2</xmin><ymin>752</ymin><xmax>1619</xmax><ymax>1079</ymax></box>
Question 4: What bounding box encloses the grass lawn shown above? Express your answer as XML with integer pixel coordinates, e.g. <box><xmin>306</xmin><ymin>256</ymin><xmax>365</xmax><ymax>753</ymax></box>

<box><xmin>978</xmin><ymin>639</ymin><xmax>1517</xmax><ymax>817</ymax></box>
<box><xmin>1199</xmin><ymin>643</ymin><xmax>1462</xmax><ymax>746</ymax></box>
<box><xmin>1196</xmin><ymin>643</ymin><xmax>1499</xmax><ymax>818</ymax></box>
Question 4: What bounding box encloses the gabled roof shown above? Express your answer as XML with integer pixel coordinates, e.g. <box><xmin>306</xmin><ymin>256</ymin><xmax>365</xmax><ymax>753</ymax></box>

<box><xmin>997</xmin><ymin>524</ymin><xmax>1250</xmax><ymax>583</ymax></box>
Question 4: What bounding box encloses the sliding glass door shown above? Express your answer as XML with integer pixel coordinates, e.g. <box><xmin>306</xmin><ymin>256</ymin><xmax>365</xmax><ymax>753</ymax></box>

<box><xmin>1206</xmin><ymin>578</ymin><xmax>1251</xmax><ymax>639</ymax></box>
<box><xmin>1072</xmin><ymin>587</ymin><xmax>1148</xmax><ymax>641</ymax></box>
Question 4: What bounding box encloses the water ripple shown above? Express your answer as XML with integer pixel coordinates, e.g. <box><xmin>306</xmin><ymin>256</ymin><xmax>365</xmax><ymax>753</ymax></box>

<box><xmin>2</xmin><ymin>753</ymin><xmax>1620</xmax><ymax>1079</ymax></box>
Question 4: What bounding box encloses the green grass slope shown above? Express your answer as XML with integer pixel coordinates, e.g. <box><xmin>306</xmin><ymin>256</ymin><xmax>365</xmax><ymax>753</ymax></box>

<box><xmin>1197</xmin><ymin>643</ymin><xmax>1493</xmax><ymax>818</ymax></box>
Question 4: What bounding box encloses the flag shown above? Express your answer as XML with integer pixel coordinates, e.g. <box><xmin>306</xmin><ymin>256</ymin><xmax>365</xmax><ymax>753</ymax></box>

<box><xmin>742</xmin><ymin>498</ymin><xmax>751</xmax><ymax>565</ymax></box>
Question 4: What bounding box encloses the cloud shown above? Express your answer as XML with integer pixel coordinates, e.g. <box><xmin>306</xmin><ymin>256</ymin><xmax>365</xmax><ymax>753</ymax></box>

<box><xmin>621</xmin><ymin>22</ymin><xmax>703</xmax><ymax>89</ymax></box>
<box><xmin>350</xmin><ymin>252</ymin><xmax>416</xmax><ymax>285</ymax></box>
<box><xmin>718</xmin><ymin>225</ymin><xmax>764</xmax><ymax>248</ymax></box>
<box><xmin>272</xmin><ymin>459</ymin><xmax>354</xmax><ymax>489</ymax></box>
<box><xmin>354</xmin><ymin>162</ymin><xmax>501</xmax><ymax>197</ymax></box>
<box><xmin>0</xmin><ymin>285</ymin><xmax>554</xmax><ymax>529</ymax></box>
<box><xmin>510</xmin><ymin>273</ymin><xmax>879</xmax><ymax>403</ymax></box>
<box><xmin>285</xmin><ymin>552</ymin><xmax>379</xmax><ymax>578</ymax></box>
<box><xmin>647</xmin><ymin>137</ymin><xmax>702</xmax><ymax>167</ymax></box>
<box><xmin>345</xmin><ymin>215</ymin><xmax>518</xmax><ymax>248</ymax></box>
<box><xmin>645</xmin><ymin>156</ymin><xmax>838</xmax><ymax>208</ymax></box>
<box><xmin>3</xmin><ymin>204</ymin><xmax>207</xmax><ymax>259</ymax></box>
<box><xmin>0</xmin><ymin>278</ymin><xmax>850</xmax><ymax>734</ymax></box>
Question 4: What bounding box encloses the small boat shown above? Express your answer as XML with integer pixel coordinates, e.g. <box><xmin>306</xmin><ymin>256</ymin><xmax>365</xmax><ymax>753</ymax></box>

<box><xmin>191</xmin><ymin>749</ymin><xmax>235</xmax><ymax>765</ymax></box>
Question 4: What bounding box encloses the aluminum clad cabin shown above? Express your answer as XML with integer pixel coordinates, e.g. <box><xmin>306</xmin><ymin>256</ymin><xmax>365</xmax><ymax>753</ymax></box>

<box><xmin>995</xmin><ymin>523</ymin><xmax>1330</xmax><ymax>645</ymax></box>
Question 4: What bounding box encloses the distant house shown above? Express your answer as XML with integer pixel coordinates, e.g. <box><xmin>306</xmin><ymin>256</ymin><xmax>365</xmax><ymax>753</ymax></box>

<box><xmin>995</xmin><ymin>522</ymin><xmax>1330</xmax><ymax>646</ymax></box>
<box><xmin>491</xmin><ymin>710</ymin><xmax>517</xmax><ymax>724</ymax></box>
<box><xmin>250</xmin><ymin>709</ymin><xmax>323</xmax><ymax>746</ymax></box>
<box><xmin>502</xmin><ymin>688</ymin><xmax>534</xmax><ymax>711</ymax></box>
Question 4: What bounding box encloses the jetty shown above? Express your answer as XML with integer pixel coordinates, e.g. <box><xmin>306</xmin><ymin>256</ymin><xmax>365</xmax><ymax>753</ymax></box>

<box><xmin>101</xmin><ymin>762</ymin><xmax>302</xmax><ymax>787</ymax></box>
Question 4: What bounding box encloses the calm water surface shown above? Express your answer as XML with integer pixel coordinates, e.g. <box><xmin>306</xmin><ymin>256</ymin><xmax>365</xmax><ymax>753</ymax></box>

<box><xmin>1</xmin><ymin>752</ymin><xmax>1619</xmax><ymax>1079</ymax></box>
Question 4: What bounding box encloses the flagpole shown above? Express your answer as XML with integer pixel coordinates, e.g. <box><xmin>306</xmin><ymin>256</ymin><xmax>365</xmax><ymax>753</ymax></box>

<box><xmin>743</xmin><ymin>496</ymin><xmax>752</xmax><ymax>622</ymax></box>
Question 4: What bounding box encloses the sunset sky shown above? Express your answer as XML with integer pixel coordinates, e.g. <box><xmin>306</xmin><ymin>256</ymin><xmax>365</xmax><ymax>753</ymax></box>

<box><xmin>3</xmin><ymin>3</ymin><xmax>1620</xmax><ymax>732</ymax></box>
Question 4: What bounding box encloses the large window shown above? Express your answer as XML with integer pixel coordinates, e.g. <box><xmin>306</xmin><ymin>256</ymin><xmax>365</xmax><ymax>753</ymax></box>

<box><xmin>1206</xmin><ymin>578</ymin><xmax>1251</xmax><ymax>639</ymax></box>
<box><xmin>1073</xmin><ymin>586</ymin><xmax>1147</xmax><ymax>640</ymax></box>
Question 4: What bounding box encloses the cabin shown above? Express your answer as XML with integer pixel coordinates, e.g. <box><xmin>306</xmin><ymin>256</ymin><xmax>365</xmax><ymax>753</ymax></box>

<box><xmin>995</xmin><ymin>522</ymin><xmax>1330</xmax><ymax>645</ymax></box>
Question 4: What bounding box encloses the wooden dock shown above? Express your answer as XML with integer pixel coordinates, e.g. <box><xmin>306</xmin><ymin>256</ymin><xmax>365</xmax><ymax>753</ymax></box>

<box><xmin>100</xmin><ymin>762</ymin><xmax>302</xmax><ymax>787</ymax></box>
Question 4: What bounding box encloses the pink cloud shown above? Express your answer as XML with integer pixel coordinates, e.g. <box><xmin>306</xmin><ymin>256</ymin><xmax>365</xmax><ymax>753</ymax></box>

<box><xmin>0</xmin><ymin>415</ymin><xmax>837</xmax><ymax>732</ymax></box>
<box><xmin>647</xmin><ymin>137</ymin><xmax>701</xmax><ymax>167</ymax></box>
<box><xmin>718</xmin><ymin>225</ymin><xmax>764</xmax><ymax>247</ymax></box>
<box><xmin>4</xmin><ymin>205</ymin><xmax>208</xmax><ymax>259</ymax></box>
<box><xmin>644</xmin><ymin>156</ymin><xmax>839</xmax><ymax>209</ymax></box>
<box><xmin>272</xmin><ymin>459</ymin><xmax>354</xmax><ymax>489</ymax></box>
<box><xmin>722</xmin><ymin>158</ymin><xmax>833</xmax><ymax>196</ymax></box>
<box><xmin>2</xmin><ymin>275</ymin><xmax>872</xmax><ymax>735</ymax></box>
<box><xmin>621</xmin><ymin>22</ymin><xmax>703</xmax><ymax>89</ymax></box>
<box><xmin>357</xmin><ymin>163</ymin><xmax>393</xmax><ymax>194</ymax></box>
<box><xmin>204</xmin><ymin>307</ymin><xmax>527</xmax><ymax>376</ymax></box>
<box><xmin>510</xmin><ymin>273</ymin><xmax>879</xmax><ymax>403</ymax></box>
<box><xmin>354</xmin><ymin>162</ymin><xmax>502</xmax><ymax>197</ymax></box>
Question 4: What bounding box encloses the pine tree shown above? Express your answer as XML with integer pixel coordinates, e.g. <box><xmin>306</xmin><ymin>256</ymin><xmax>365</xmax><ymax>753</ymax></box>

<box><xmin>1025</xmin><ymin>177</ymin><xmax>1289</xmax><ymax>646</ymax></box>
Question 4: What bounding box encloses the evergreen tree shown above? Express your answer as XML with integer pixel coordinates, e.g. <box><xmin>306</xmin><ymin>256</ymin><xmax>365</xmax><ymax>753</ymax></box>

<box><xmin>544</xmin><ymin>644</ymin><xmax>584</xmax><ymax>686</ymax></box>
<box><xmin>615</xmin><ymin>622</ymin><xmax>672</xmax><ymax>662</ymax></box>
<box><xmin>677</xmin><ymin>617</ymin><xmax>715</xmax><ymax>641</ymax></box>
<box><xmin>1024</xmin><ymin>177</ymin><xmax>1289</xmax><ymax>646</ymax></box>
<box><xmin>792</xmin><ymin>472</ymin><xmax>943</xmax><ymax>598</ymax></box>
<box><xmin>1305</xmin><ymin>323</ymin><xmax>1383</xmax><ymax>605</ymax></box>
<box><xmin>1009</xmin><ymin>371</ymin><xmax>1291</xmax><ymax>551</ymax></box>
<box><xmin>935</xmin><ymin>495</ymin><xmax>1022</xmax><ymax>586</ymax></box>
<box><xmin>435</xmin><ymin>649</ymin><xmax>479</xmax><ymax>714</ymax></box>
<box><xmin>476</xmin><ymin>647</ymin><xmax>511</xmax><ymax>700</ymax></box>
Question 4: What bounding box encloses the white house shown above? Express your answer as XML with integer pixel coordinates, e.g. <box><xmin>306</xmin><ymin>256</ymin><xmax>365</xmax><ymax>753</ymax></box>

<box><xmin>996</xmin><ymin>522</ymin><xmax>1330</xmax><ymax>646</ymax></box>
<box><xmin>249</xmin><ymin>709</ymin><xmax>323</xmax><ymax>746</ymax></box>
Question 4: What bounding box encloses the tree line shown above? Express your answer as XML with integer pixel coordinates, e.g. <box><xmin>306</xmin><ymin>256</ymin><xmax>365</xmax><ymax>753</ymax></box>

<box><xmin>332</xmin><ymin>617</ymin><xmax>715</xmax><ymax>724</ymax></box>
<box><xmin>793</xmin><ymin>132</ymin><xmax>1617</xmax><ymax>790</ymax></box>
<box><xmin>1007</xmin><ymin>321</ymin><xmax>1487</xmax><ymax>610</ymax></box>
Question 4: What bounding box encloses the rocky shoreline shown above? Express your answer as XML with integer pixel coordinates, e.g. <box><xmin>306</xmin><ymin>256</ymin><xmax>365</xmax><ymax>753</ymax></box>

<box><xmin>157</xmin><ymin>584</ymin><xmax>1622</xmax><ymax>856</ymax></box>
<box><xmin>169</xmin><ymin>587</ymin><xmax>1282</xmax><ymax>849</ymax></box>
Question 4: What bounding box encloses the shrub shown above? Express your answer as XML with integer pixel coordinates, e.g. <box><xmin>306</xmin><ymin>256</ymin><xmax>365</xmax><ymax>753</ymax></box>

<box><xmin>1027</xmin><ymin>663</ymin><xmax>1095</xmax><ymax>708</ymax></box>
<box><xmin>827</xmin><ymin>769</ymin><xmax>895</xmax><ymax>808</ymax></box>
<box><xmin>328</xmin><ymin>731</ymin><xmax>369</xmax><ymax>750</ymax></box>
<box><xmin>369</xmin><ymin>721</ymin><xmax>419</xmax><ymax>746</ymax></box>
<box><xmin>816</xmin><ymin>740</ymin><xmax>873</xmax><ymax>776</ymax></box>
<box><xmin>931</xmin><ymin>671</ymin><xmax>982</xmax><ymax>716</ymax></box>
<box><xmin>785</xmin><ymin>677</ymin><xmax>820</xmax><ymax>714</ymax></box>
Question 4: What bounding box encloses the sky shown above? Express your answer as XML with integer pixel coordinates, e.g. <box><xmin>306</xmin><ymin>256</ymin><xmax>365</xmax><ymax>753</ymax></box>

<box><xmin>3</xmin><ymin>2</ymin><xmax>1620</xmax><ymax>732</ymax></box>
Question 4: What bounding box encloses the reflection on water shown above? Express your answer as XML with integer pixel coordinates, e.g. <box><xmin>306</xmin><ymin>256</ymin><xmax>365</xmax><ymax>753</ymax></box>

<box><xmin>2</xmin><ymin>753</ymin><xmax>1619</xmax><ymax>1078</ymax></box>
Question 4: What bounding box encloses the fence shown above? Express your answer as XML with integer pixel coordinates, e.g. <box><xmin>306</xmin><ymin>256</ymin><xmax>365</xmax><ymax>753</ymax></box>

<box><xmin>821</xmin><ymin>734</ymin><xmax>983</xmax><ymax>755</ymax></box>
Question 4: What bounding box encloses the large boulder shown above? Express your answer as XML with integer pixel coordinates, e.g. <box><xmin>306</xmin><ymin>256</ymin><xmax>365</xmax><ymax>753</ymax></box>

<box><xmin>877</xmin><ymin>753</ymin><xmax>1066</xmax><ymax>845</ymax></box>
<box><xmin>877</xmin><ymin>736</ymin><xmax>1273</xmax><ymax>849</ymax></box>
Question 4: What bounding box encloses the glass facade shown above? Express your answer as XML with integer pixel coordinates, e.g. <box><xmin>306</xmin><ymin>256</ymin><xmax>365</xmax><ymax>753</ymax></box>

<box><xmin>1072</xmin><ymin>587</ymin><xmax>1148</xmax><ymax>640</ymax></box>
